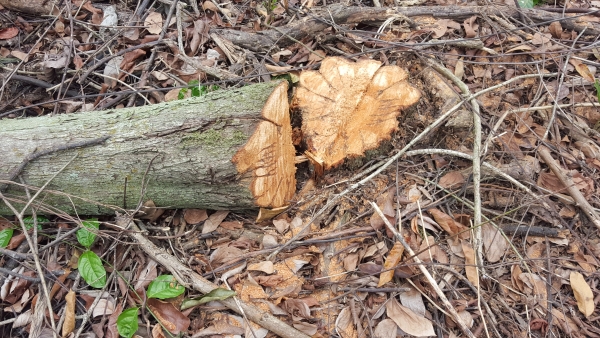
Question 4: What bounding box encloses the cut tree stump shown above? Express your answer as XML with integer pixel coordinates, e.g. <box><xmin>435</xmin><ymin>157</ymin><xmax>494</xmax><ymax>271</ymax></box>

<box><xmin>0</xmin><ymin>81</ymin><xmax>295</xmax><ymax>215</ymax></box>
<box><xmin>293</xmin><ymin>57</ymin><xmax>421</xmax><ymax>170</ymax></box>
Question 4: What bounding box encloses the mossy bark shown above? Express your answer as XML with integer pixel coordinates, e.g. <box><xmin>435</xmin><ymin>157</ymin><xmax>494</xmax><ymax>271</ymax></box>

<box><xmin>0</xmin><ymin>81</ymin><xmax>296</xmax><ymax>215</ymax></box>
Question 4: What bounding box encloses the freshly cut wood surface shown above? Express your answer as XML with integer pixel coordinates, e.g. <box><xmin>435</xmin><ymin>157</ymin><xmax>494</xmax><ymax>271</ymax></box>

<box><xmin>294</xmin><ymin>57</ymin><xmax>421</xmax><ymax>170</ymax></box>
<box><xmin>0</xmin><ymin>81</ymin><xmax>295</xmax><ymax>214</ymax></box>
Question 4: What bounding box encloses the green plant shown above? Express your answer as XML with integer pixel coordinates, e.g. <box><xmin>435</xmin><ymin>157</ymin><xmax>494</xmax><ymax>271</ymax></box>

<box><xmin>117</xmin><ymin>307</ymin><xmax>139</xmax><ymax>338</ymax></box>
<box><xmin>178</xmin><ymin>80</ymin><xmax>220</xmax><ymax>100</ymax></box>
<box><xmin>517</xmin><ymin>0</ymin><xmax>544</xmax><ymax>8</ymax></box>
<box><xmin>116</xmin><ymin>275</ymin><xmax>235</xmax><ymax>337</ymax></box>
<box><xmin>23</xmin><ymin>215</ymin><xmax>49</xmax><ymax>230</ymax></box>
<box><xmin>0</xmin><ymin>229</ymin><xmax>13</xmax><ymax>248</ymax></box>
<box><xmin>266</xmin><ymin>0</ymin><xmax>278</xmax><ymax>12</ymax></box>
<box><xmin>76</xmin><ymin>218</ymin><xmax>107</xmax><ymax>288</ymax></box>
<box><xmin>117</xmin><ymin>274</ymin><xmax>185</xmax><ymax>337</ymax></box>
<box><xmin>0</xmin><ymin>215</ymin><xmax>50</xmax><ymax>248</ymax></box>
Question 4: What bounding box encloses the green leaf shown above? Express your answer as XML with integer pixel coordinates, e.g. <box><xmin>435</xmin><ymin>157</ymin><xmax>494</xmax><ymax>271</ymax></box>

<box><xmin>180</xmin><ymin>288</ymin><xmax>236</xmax><ymax>310</ymax></box>
<box><xmin>147</xmin><ymin>275</ymin><xmax>185</xmax><ymax>299</ymax></box>
<box><xmin>76</xmin><ymin>218</ymin><xmax>99</xmax><ymax>248</ymax></box>
<box><xmin>594</xmin><ymin>79</ymin><xmax>600</xmax><ymax>104</ymax></box>
<box><xmin>0</xmin><ymin>229</ymin><xmax>13</xmax><ymax>248</ymax></box>
<box><xmin>23</xmin><ymin>216</ymin><xmax>48</xmax><ymax>230</ymax></box>
<box><xmin>78</xmin><ymin>250</ymin><xmax>106</xmax><ymax>288</ymax></box>
<box><xmin>517</xmin><ymin>0</ymin><xmax>533</xmax><ymax>7</ymax></box>
<box><xmin>191</xmin><ymin>86</ymin><xmax>200</xmax><ymax>97</ymax></box>
<box><xmin>117</xmin><ymin>307</ymin><xmax>139</xmax><ymax>338</ymax></box>
<box><xmin>178</xmin><ymin>88</ymin><xmax>188</xmax><ymax>100</ymax></box>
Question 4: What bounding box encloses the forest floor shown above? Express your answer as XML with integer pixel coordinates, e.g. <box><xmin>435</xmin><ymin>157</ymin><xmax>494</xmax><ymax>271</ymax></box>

<box><xmin>1</xmin><ymin>0</ymin><xmax>600</xmax><ymax>337</ymax></box>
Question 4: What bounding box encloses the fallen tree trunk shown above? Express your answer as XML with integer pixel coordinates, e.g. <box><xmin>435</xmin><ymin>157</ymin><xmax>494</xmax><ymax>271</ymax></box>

<box><xmin>214</xmin><ymin>4</ymin><xmax>600</xmax><ymax>52</ymax></box>
<box><xmin>0</xmin><ymin>81</ymin><xmax>296</xmax><ymax>215</ymax></box>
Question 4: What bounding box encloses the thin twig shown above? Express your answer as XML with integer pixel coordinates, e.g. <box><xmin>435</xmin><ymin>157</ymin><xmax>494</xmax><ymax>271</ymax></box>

<box><xmin>422</xmin><ymin>57</ymin><xmax>486</xmax><ymax>280</ymax></box>
<box><xmin>537</xmin><ymin>146</ymin><xmax>600</xmax><ymax>230</ymax></box>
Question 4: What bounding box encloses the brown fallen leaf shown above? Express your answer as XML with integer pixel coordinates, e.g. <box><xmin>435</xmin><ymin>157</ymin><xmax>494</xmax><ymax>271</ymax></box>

<box><xmin>378</xmin><ymin>241</ymin><xmax>404</xmax><ymax>287</ymax></box>
<box><xmin>549</xmin><ymin>21</ymin><xmax>562</xmax><ymax>38</ymax></box>
<box><xmin>374</xmin><ymin>319</ymin><xmax>397</xmax><ymax>338</ymax></box>
<box><xmin>439</xmin><ymin>171</ymin><xmax>465</xmax><ymax>189</ymax></box>
<box><xmin>481</xmin><ymin>224</ymin><xmax>507</xmax><ymax>263</ymax></box>
<box><xmin>183</xmin><ymin>209</ymin><xmax>208</xmax><ymax>224</ymax></box>
<box><xmin>570</xmin><ymin>271</ymin><xmax>594</xmax><ymax>317</ymax></box>
<box><xmin>386</xmin><ymin>297</ymin><xmax>435</xmax><ymax>337</ymax></box>
<box><xmin>145</xmin><ymin>12</ymin><xmax>163</xmax><ymax>34</ymax></box>
<box><xmin>202</xmin><ymin>210</ymin><xmax>229</xmax><ymax>233</ymax></box>
<box><xmin>147</xmin><ymin>298</ymin><xmax>190</xmax><ymax>335</ymax></box>
<box><xmin>461</xmin><ymin>240</ymin><xmax>479</xmax><ymax>287</ymax></box>
<box><xmin>248</xmin><ymin>261</ymin><xmax>274</xmax><ymax>274</ymax></box>
<box><xmin>428</xmin><ymin>208</ymin><xmax>469</xmax><ymax>238</ymax></box>
<box><xmin>0</xmin><ymin>27</ymin><xmax>18</xmax><ymax>40</ymax></box>
<box><xmin>463</xmin><ymin>16</ymin><xmax>478</xmax><ymax>38</ymax></box>
<box><xmin>62</xmin><ymin>289</ymin><xmax>76</xmax><ymax>337</ymax></box>
<box><xmin>569</xmin><ymin>58</ymin><xmax>595</xmax><ymax>82</ymax></box>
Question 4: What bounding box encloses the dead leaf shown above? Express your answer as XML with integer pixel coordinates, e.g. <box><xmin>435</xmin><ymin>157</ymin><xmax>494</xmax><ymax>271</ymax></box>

<box><xmin>370</xmin><ymin>189</ymin><xmax>396</xmax><ymax>231</ymax></box>
<box><xmin>439</xmin><ymin>171</ymin><xmax>465</xmax><ymax>189</ymax></box>
<box><xmin>454</xmin><ymin>57</ymin><xmax>464</xmax><ymax>79</ymax></box>
<box><xmin>461</xmin><ymin>240</ymin><xmax>479</xmax><ymax>287</ymax></box>
<box><xmin>147</xmin><ymin>299</ymin><xmax>190</xmax><ymax>334</ymax></box>
<box><xmin>335</xmin><ymin>306</ymin><xmax>356</xmax><ymax>338</ymax></box>
<box><xmin>165</xmin><ymin>88</ymin><xmax>181</xmax><ymax>102</ymax></box>
<box><xmin>62</xmin><ymin>290</ymin><xmax>76</xmax><ymax>337</ymax></box>
<box><xmin>519</xmin><ymin>273</ymin><xmax>547</xmax><ymax>307</ymax></box>
<box><xmin>248</xmin><ymin>261</ymin><xmax>274</xmax><ymax>274</ymax></box>
<box><xmin>184</xmin><ymin>209</ymin><xmax>208</xmax><ymax>224</ymax></box>
<box><xmin>399</xmin><ymin>286</ymin><xmax>426</xmax><ymax>316</ymax></box>
<box><xmin>189</xmin><ymin>19</ymin><xmax>210</xmax><ymax>55</ymax></box>
<box><xmin>418</xmin><ymin>236</ymin><xmax>449</xmax><ymax>264</ymax></box>
<box><xmin>481</xmin><ymin>224</ymin><xmax>507</xmax><ymax>263</ymax></box>
<box><xmin>209</xmin><ymin>246</ymin><xmax>243</xmax><ymax>266</ymax></box>
<box><xmin>569</xmin><ymin>58</ymin><xmax>595</xmax><ymax>82</ymax></box>
<box><xmin>386</xmin><ymin>297</ymin><xmax>435</xmax><ymax>337</ymax></box>
<box><xmin>428</xmin><ymin>208</ymin><xmax>468</xmax><ymax>238</ymax></box>
<box><xmin>273</xmin><ymin>218</ymin><xmax>290</xmax><ymax>233</ymax></box>
<box><xmin>202</xmin><ymin>210</ymin><xmax>229</xmax><ymax>233</ymax></box>
<box><xmin>139</xmin><ymin>200</ymin><xmax>164</xmax><ymax>222</ymax></box>
<box><xmin>0</xmin><ymin>27</ymin><xmax>18</xmax><ymax>40</ymax></box>
<box><xmin>202</xmin><ymin>1</ymin><xmax>219</xmax><ymax>12</ymax></box>
<box><xmin>531</xmin><ymin>32</ymin><xmax>551</xmax><ymax>46</ymax></box>
<box><xmin>145</xmin><ymin>12</ymin><xmax>163</xmax><ymax>34</ymax></box>
<box><xmin>463</xmin><ymin>16</ymin><xmax>478</xmax><ymax>38</ymax></box>
<box><xmin>570</xmin><ymin>271</ymin><xmax>594</xmax><ymax>317</ymax></box>
<box><xmin>378</xmin><ymin>241</ymin><xmax>404</xmax><ymax>286</ymax></box>
<box><xmin>73</xmin><ymin>54</ymin><xmax>83</xmax><ymax>70</ymax></box>
<box><xmin>294</xmin><ymin>321</ymin><xmax>318</xmax><ymax>336</ymax></box>
<box><xmin>134</xmin><ymin>260</ymin><xmax>158</xmax><ymax>293</ymax></box>
<box><xmin>92</xmin><ymin>298</ymin><xmax>115</xmax><ymax>318</ymax></box>
<box><xmin>374</xmin><ymin>318</ymin><xmax>397</xmax><ymax>338</ymax></box>
<box><xmin>294</xmin><ymin>56</ymin><xmax>420</xmax><ymax>169</ymax></box>
<box><xmin>549</xmin><ymin>21</ymin><xmax>562</xmax><ymax>39</ymax></box>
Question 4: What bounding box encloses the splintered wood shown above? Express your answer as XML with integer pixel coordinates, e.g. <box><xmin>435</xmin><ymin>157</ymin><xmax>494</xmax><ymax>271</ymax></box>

<box><xmin>294</xmin><ymin>57</ymin><xmax>421</xmax><ymax>170</ymax></box>
<box><xmin>232</xmin><ymin>82</ymin><xmax>296</xmax><ymax>207</ymax></box>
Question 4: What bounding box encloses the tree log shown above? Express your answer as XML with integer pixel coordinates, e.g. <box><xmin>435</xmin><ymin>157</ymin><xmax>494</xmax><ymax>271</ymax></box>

<box><xmin>214</xmin><ymin>4</ymin><xmax>600</xmax><ymax>52</ymax></box>
<box><xmin>0</xmin><ymin>81</ymin><xmax>296</xmax><ymax>215</ymax></box>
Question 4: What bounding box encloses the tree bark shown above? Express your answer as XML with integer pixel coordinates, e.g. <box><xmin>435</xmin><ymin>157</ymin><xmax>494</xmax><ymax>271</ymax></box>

<box><xmin>214</xmin><ymin>4</ymin><xmax>600</xmax><ymax>52</ymax></box>
<box><xmin>0</xmin><ymin>0</ymin><xmax>59</xmax><ymax>16</ymax></box>
<box><xmin>0</xmin><ymin>81</ymin><xmax>296</xmax><ymax>215</ymax></box>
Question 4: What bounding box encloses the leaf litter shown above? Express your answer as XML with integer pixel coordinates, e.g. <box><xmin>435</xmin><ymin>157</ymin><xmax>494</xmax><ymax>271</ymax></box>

<box><xmin>0</xmin><ymin>0</ymin><xmax>600</xmax><ymax>337</ymax></box>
